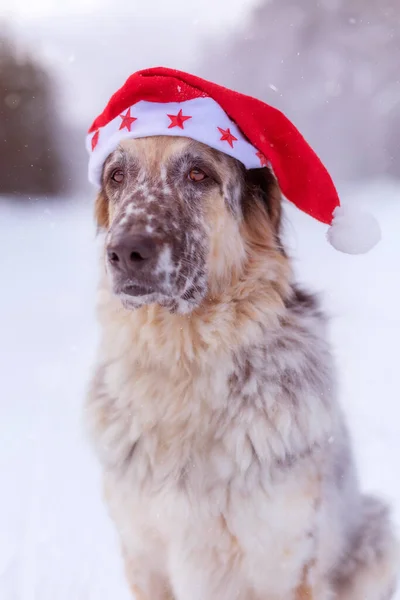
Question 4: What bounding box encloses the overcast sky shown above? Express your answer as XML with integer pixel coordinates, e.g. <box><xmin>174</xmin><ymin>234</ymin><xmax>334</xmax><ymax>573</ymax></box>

<box><xmin>1</xmin><ymin>0</ymin><xmax>259</xmax><ymax>127</ymax></box>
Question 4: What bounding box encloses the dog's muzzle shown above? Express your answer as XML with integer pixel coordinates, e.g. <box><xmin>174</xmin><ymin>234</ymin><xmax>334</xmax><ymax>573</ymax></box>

<box><xmin>106</xmin><ymin>230</ymin><xmax>170</xmax><ymax>298</ymax></box>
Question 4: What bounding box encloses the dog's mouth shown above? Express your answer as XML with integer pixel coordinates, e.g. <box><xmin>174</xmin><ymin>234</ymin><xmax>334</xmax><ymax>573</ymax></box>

<box><xmin>114</xmin><ymin>281</ymin><xmax>175</xmax><ymax>310</ymax></box>
<box><xmin>109</xmin><ymin>267</ymin><xmax>206</xmax><ymax>313</ymax></box>
<box><xmin>112</xmin><ymin>278</ymin><xmax>205</xmax><ymax>315</ymax></box>
<box><xmin>120</xmin><ymin>283</ymin><xmax>156</xmax><ymax>297</ymax></box>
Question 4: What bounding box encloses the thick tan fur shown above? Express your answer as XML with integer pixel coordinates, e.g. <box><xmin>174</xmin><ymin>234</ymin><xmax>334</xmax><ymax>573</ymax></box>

<box><xmin>87</xmin><ymin>137</ymin><xmax>399</xmax><ymax>600</ymax></box>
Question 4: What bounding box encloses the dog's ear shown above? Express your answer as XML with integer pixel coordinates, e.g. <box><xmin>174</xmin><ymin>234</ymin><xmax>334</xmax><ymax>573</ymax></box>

<box><xmin>241</xmin><ymin>167</ymin><xmax>285</xmax><ymax>255</ymax></box>
<box><xmin>244</xmin><ymin>167</ymin><xmax>283</xmax><ymax>235</ymax></box>
<box><xmin>94</xmin><ymin>190</ymin><xmax>109</xmax><ymax>230</ymax></box>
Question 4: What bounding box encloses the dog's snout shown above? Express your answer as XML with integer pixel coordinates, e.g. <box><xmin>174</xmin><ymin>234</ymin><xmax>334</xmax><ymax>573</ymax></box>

<box><xmin>107</xmin><ymin>234</ymin><xmax>158</xmax><ymax>272</ymax></box>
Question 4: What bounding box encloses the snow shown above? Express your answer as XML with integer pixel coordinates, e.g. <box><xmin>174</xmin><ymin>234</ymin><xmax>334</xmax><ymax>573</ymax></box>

<box><xmin>0</xmin><ymin>181</ymin><xmax>399</xmax><ymax>598</ymax></box>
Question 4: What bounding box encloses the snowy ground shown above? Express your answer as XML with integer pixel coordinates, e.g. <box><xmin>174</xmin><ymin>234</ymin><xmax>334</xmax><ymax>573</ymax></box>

<box><xmin>0</xmin><ymin>180</ymin><xmax>399</xmax><ymax>598</ymax></box>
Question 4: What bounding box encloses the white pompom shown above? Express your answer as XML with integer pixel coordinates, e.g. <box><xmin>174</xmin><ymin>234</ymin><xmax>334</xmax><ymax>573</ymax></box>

<box><xmin>327</xmin><ymin>206</ymin><xmax>381</xmax><ymax>255</ymax></box>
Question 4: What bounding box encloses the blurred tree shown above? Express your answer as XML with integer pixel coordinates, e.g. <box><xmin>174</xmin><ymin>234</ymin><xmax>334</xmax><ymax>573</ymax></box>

<box><xmin>200</xmin><ymin>0</ymin><xmax>400</xmax><ymax>183</ymax></box>
<box><xmin>0</xmin><ymin>31</ymin><xmax>63</xmax><ymax>196</ymax></box>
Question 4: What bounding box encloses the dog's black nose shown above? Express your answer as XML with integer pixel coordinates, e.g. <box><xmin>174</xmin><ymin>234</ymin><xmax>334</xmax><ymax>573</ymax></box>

<box><xmin>107</xmin><ymin>234</ymin><xmax>157</xmax><ymax>272</ymax></box>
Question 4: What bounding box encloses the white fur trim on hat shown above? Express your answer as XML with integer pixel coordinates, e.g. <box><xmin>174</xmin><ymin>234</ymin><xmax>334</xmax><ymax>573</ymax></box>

<box><xmin>327</xmin><ymin>206</ymin><xmax>381</xmax><ymax>255</ymax></box>
<box><xmin>86</xmin><ymin>97</ymin><xmax>263</xmax><ymax>186</ymax></box>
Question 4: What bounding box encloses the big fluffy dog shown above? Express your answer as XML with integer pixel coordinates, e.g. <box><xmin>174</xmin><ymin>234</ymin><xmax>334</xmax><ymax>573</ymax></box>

<box><xmin>85</xmin><ymin>68</ymin><xmax>397</xmax><ymax>599</ymax></box>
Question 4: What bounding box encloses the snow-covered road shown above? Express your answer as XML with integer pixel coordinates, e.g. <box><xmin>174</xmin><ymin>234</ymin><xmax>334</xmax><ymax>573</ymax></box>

<box><xmin>1</xmin><ymin>181</ymin><xmax>399</xmax><ymax>598</ymax></box>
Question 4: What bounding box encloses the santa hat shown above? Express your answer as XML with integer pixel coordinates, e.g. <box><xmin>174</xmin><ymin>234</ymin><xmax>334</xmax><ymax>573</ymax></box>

<box><xmin>86</xmin><ymin>67</ymin><xmax>381</xmax><ymax>255</ymax></box>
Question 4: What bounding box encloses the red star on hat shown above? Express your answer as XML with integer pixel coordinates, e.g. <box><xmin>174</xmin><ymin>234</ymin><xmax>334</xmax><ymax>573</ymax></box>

<box><xmin>167</xmin><ymin>109</ymin><xmax>192</xmax><ymax>129</ymax></box>
<box><xmin>119</xmin><ymin>108</ymin><xmax>137</xmax><ymax>132</ymax></box>
<box><xmin>218</xmin><ymin>126</ymin><xmax>238</xmax><ymax>148</ymax></box>
<box><xmin>91</xmin><ymin>130</ymin><xmax>99</xmax><ymax>151</ymax></box>
<box><xmin>256</xmin><ymin>151</ymin><xmax>268</xmax><ymax>167</ymax></box>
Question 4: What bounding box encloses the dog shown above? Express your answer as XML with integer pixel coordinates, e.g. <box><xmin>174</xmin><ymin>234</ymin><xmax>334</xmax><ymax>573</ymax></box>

<box><xmin>86</xmin><ymin>135</ymin><xmax>398</xmax><ymax>599</ymax></box>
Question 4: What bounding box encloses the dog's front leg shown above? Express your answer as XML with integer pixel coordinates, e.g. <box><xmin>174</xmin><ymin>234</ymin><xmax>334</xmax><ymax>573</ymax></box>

<box><xmin>122</xmin><ymin>547</ymin><xmax>175</xmax><ymax>600</ymax></box>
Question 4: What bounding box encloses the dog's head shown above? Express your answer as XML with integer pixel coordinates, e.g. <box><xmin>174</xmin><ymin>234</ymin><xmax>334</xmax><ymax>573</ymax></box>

<box><xmin>95</xmin><ymin>136</ymin><xmax>287</xmax><ymax>313</ymax></box>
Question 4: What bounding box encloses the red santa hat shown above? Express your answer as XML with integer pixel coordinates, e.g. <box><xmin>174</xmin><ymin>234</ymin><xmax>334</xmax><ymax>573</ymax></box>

<box><xmin>87</xmin><ymin>67</ymin><xmax>381</xmax><ymax>255</ymax></box>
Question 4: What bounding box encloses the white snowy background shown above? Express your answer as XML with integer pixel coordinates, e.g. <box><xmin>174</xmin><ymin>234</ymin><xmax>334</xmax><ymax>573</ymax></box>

<box><xmin>1</xmin><ymin>0</ymin><xmax>400</xmax><ymax>597</ymax></box>
<box><xmin>0</xmin><ymin>182</ymin><xmax>399</xmax><ymax>598</ymax></box>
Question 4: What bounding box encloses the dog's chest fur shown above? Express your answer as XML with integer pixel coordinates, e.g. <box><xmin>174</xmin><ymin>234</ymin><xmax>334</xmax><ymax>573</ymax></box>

<box><xmin>89</xmin><ymin>288</ymin><xmax>335</xmax><ymax>478</ymax></box>
<box><xmin>87</xmin><ymin>286</ymin><xmax>340</xmax><ymax>586</ymax></box>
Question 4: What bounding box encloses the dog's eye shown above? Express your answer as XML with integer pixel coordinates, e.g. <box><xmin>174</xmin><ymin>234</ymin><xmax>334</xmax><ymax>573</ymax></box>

<box><xmin>188</xmin><ymin>168</ymin><xmax>208</xmax><ymax>182</ymax></box>
<box><xmin>111</xmin><ymin>169</ymin><xmax>124</xmax><ymax>183</ymax></box>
